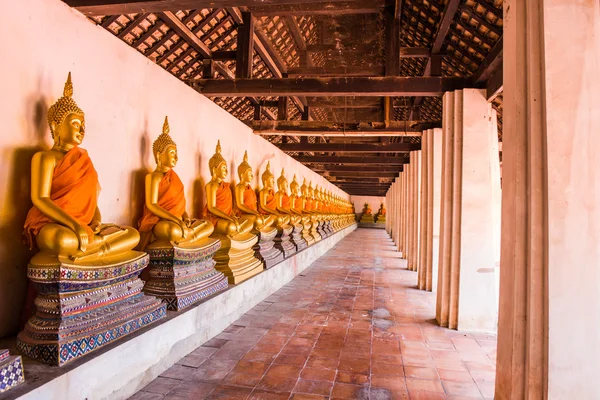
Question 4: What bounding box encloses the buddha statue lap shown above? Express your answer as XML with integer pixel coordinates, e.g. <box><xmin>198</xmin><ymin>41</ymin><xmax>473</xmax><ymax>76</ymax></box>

<box><xmin>259</xmin><ymin>162</ymin><xmax>295</xmax><ymax>257</ymax></box>
<box><xmin>17</xmin><ymin>73</ymin><xmax>166</xmax><ymax>366</ymax></box>
<box><xmin>234</xmin><ymin>151</ymin><xmax>283</xmax><ymax>268</ymax></box>
<box><xmin>138</xmin><ymin>117</ymin><xmax>227</xmax><ymax>310</ymax></box>
<box><xmin>203</xmin><ymin>141</ymin><xmax>263</xmax><ymax>283</ymax></box>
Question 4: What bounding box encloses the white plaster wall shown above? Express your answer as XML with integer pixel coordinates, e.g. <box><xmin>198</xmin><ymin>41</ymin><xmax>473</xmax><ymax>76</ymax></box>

<box><xmin>0</xmin><ymin>0</ymin><xmax>348</xmax><ymax>337</ymax></box>
<box><xmin>456</xmin><ymin>89</ymin><xmax>499</xmax><ymax>333</ymax></box>
<box><xmin>543</xmin><ymin>0</ymin><xmax>600</xmax><ymax>397</ymax></box>
<box><xmin>351</xmin><ymin>195</ymin><xmax>385</xmax><ymax>216</ymax></box>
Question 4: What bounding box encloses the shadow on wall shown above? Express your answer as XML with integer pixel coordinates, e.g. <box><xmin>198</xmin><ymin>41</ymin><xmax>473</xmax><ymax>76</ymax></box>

<box><xmin>0</xmin><ymin>95</ymin><xmax>47</xmax><ymax>338</ymax></box>
<box><xmin>129</xmin><ymin>125</ymin><xmax>150</xmax><ymax>228</ymax></box>
<box><xmin>193</xmin><ymin>150</ymin><xmax>206</xmax><ymax>217</ymax></box>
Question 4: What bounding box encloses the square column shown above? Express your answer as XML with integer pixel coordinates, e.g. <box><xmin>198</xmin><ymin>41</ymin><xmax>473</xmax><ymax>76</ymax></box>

<box><xmin>431</xmin><ymin>128</ymin><xmax>443</xmax><ymax>292</ymax></box>
<box><xmin>435</xmin><ymin>89</ymin><xmax>501</xmax><ymax>333</ymax></box>
<box><xmin>496</xmin><ymin>0</ymin><xmax>600</xmax><ymax>398</ymax></box>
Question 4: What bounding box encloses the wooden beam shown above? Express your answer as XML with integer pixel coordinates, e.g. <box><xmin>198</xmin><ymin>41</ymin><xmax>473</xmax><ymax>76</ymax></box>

<box><xmin>279</xmin><ymin>142</ymin><xmax>419</xmax><ymax>153</ymax></box>
<box><xmin>399</xmin><ymin>47</ymin><xmax>431</xmax><ymax>58</ymax></box>
<box><xmin>278</xmin><ymin>97</ymin><xmax>288</xmax><ymax>120</ymax></box>
<box><xmin>67</xmin><ymin>0</ymin><xmax>364</xmax><ymax>15</ymax></box>
<box><xmin>486</xmin><ymin>67</ymin><xmax>503</xmax><ymax>101</ymax></box>
<box><xmin>250</xmin><ymin>0</ymin><xmax>385</xmax><ymax>16</ymax></box>
<box><xmin>287</xmin><ymin>66</ymin><xmax>385</xmax><ymax>77</ymax></box>
<box><xmin>158</xmin><ymin>11</ymin><xmax>212</xmax><ymax>58</ymax></box>
<box><xmin>325</xmin><ymin>171</ymin><xmax>400</xmax><ymax>178</ymax></box>
<box><xmin>236</xmin><ymin>11</ymin><xmax>254</xmax><ymax>78</ymax></box>
<box><xmin>305</xmin><ymin>97</ymin><xmax>413</xmax><ymax>108</ymax></box>
<box><xmin>472</xmin><ymin>36</ymin><xmax>503</xmax><ymax>84</ymax></box>
<box><xmin>283</xmin><ymin>16</ymin><xmax>306</xmax><ymax>51</ymax></box>
<box><xmin>250</xmin><ymin>120</ymin><xmax>433</xmax><ymax>135</ymax></box>
<box><xmin>306</xmin><ymin>43</ymin><xmax>375</xmax><ymax>53</ymax></box>
<box><xmin>193</xmin><ymin>76</ymin><xmax>471</xmax><ymax>97</ymax></box>
<box><xmin>311</xmin><ymin>165</ymin><xmax>403</xmax><ymax>173</ymax></box>
<box><xmin>296</xmin><ymin>155</ymin><xmax>408</xmax><ymax>164</ymax></box>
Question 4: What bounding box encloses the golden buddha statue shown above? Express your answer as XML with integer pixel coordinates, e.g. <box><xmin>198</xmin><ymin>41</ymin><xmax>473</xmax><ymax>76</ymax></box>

<box><xmin>259</xmin><ymin>162</ymin><xmax>290</xmax><ymax>228</ymax></box>
<box><xmin>138</xmin><ymin>117</ymin><xmax>214</xmax><ymax>250</ymax></box>
<box><xmin>23</xmin><ymin>73</ymin><xmax>139</xmax><ymax>264</ymax></box>
<box><xmin>303</xmin><ymin>181</ymin><xmax>322</xmax><ymax>241</ymax></box>
<box><xmin>360</xmin><ymin>202</ymin><xmax>374</xmax><ymax>223</ymax></box>
<box><xmin>290</xmin><ymin>175</ymin><xmax>309</xmax><ymax>226</ymax></box>
<box><xmin>275</xmin><ymin>169</ymin><xmax>300</xmax><ymax>225</ymax></box>
<box><xmin>203</xmin><ymin>141</ymin><xmax>253</xmax><ymax>237</ymax></box>
<box><xmin>234</xmin><ymin>151</ymin><xmax>275</xmax><ymax>230</ymax></box>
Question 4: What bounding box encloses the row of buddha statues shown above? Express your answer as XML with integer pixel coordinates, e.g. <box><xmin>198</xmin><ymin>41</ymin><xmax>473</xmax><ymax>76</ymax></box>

<box><xmin>359</xmin><ymin>203</ymin><xmax>386</xmax><ymax>224</ymax></box>
<box><xmin>14</xmin><ymin>73</ymin><xmax>356</xmax><ymax>367</ymax></box>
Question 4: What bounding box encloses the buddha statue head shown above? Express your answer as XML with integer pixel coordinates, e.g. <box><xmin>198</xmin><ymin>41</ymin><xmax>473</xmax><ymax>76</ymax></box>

<box><xmin>308</xmin><ymin>182</ymin><xmax>314</xmax><ymax>199</ymax></box>
<box><xmin>261</xmin><ymin>161</ymin><xmax>275</xmax><ymax>189</ymax></box>
<box><xmin>209</xmin><ymin>140</ymin><xmax>228</xmax><ymax>180</ymax></box>
<box><xmin>153</xmin><ymin>116</ymin><xmax>178</xmax><ymax>169</ymax></box>
<box><xmin>277</xmin><ymin>169</ymin><xmax>288</xmax><ymax>193</ymax></box>
<box><xmin>48</xmin><ymin>72</ymin><xmax>85</xmax><ymax>148</ymax></box>
<box><xmin>290</xmin><ymin>174</ymin><xmax>300</xmax><ymax>197</ymax></box>
<box><xmin>237</xmin><ymin>151</ymin><xmax>253</xmax><ymax>183</ymax></box>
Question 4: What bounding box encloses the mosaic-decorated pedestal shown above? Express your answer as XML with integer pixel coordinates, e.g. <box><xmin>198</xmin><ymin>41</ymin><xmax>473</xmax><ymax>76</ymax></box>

<box><xmin>0</xmin><ymin>350</ymin><xmax>24</xmax><ymax>393</ymax></box>
<box><xmin>144</xmin><ymin>239</ymin><xmax>228</xmax><ymax>311</ymax></box>
<box><xmin>274</xmin><ymin>225</ymin><xmax>296</xmax><ymax>258</ymax></box>
<box><xmin>300</xmin><ymin>220</ymin><xmax>316</xmax><ymax>246</ymax></box>
<box><xmin>317</xmin><ymin>220</ymin><xmax>329</xmax><ymax>239</ymax></box>
<box><xmin>17</xmin><ymin>252</ymin><xmax>167</xmax><ymax>366</ymax></box>
<box><xmin>290</xmin><ymin>223</ymin><xmax>308</xmax><ymax>251</ymax></box>
<box><xmin>254</xmin><ymin>227</ymin><xmax>284</xmax><ymax>269</ymax></box>
<box><xmin>310</xmin><ymin>219</ymin><xmax>322</xmax><ymax>242</ymax></box>
<box><xmin>325</xmin><ymin>220</ymin><xmax>335</xmax><ymax>235</ymax></box>
<box><xmin>212</xmin><ymin>233</ymin><xmax>263</xmax><ymax>284</ymax></box>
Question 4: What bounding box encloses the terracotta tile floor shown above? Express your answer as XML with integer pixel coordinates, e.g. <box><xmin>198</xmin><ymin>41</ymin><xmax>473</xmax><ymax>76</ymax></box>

<box><xmin>131</xmin><ymin>229</ymin><xmax>497</xmax><ymax>400</ymax></box>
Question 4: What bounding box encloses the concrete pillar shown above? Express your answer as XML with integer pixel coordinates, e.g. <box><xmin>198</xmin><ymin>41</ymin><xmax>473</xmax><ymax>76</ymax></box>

<box><xmin>431</xmin><ymin>128</ymin><xmax>443</xmax><ymax>292</ymax></box>
<box><xmin>435</xmin><ymin>89</ymin><xmax>500</xmax><ymax>332</ymax></box>
<box><xmin>410</xmin><ymin>151</ymin><xmax>421</xmax><ymax>273</ymax></box>
<box><xmin>496</xmin><ymin>0</ymin><xmax>600</xmax><ymax>398</ymax></box>
<box><xmin>401</xmin><ymin>167</ymin><xmax>408</xmax><ymax>259</ymax></box>
<box><xmin>419</xmin><ymin>129</ymin><xmax>435</xmax><ymax>291</ymax></box>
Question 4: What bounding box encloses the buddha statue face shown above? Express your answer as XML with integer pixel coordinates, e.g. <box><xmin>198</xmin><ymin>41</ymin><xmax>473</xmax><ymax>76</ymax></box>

<box><xmin>158</xmin><ymin>144</ymin><xmax>178</xmax><ymax>169</ymax></box>
<box><xmin>277</xmin><ymin>169</ymin><xmax>288</xmax><ymax>193</ymax></box>
<box><xmin>264</xmin><ymin>174</ymin><xmax>274</xmax><ymax>189</ymax></box>
<box><xmin>52</xmin><ymin>112</ymin><xmax>85</xmax><ymax>147</ymax></box>
<box><xmin>242</xmin><ymin>167</ymin><xmax>253</xmax><ymax>183</ymax></box>
<box><xmin>261</xmin><ymin>161</ymin><xmax>275</xmax><ymax>189</ymax></box>
<box><xmin>213</xmin><ymin>162</ymin><xmax>228</xmax><ymax>180</ymax></box>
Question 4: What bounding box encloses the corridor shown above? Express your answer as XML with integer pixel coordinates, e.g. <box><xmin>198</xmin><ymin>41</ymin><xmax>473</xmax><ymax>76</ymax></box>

<box><xmin>131</xmin><ymin>229</ymin><xmax>497</xmax><ymax>400</ymax></box>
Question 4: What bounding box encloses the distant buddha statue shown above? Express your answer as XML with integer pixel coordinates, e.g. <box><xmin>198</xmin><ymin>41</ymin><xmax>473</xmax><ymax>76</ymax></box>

<box><xmin>138</xmin><ymin>117</ymin><xmax>214</xmax><ymax>250</ymax></box>
<box><xmin>259</xmin><ymin>162</ymin><xmax>290</xmax><ymax>228</ymax></box>
<box><xmin>289</xmin><ymin>175</ymin><xmax>308</xmax><ymax>226</ymax></box>
<box><xmin>203</xmin><ymin>141</ymin><xmax>252</xmax><ymax>237</ymax></box>
<box><xmin>364</xmin><ymin>203</ymin><xmax>372</xmax><ymax>215</ymax></box>
<box><xmin>234</xmin><ymin>151</ymin><xmax>275</xmax><ymax>230</ymax></box>
<box><xmin>275</xmin><ymin>169</ymin><xmax>300</xmax><ymax>225</ymax></box>
<box><xmin>23</xmin><ymin>73</ymin><xmax>139</xmax><ymax>263</ymax></box>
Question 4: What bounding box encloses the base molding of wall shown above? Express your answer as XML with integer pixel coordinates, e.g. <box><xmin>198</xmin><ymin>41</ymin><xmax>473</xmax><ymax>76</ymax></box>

<box><xmin>4</xmin><ymin>224</ymin><xmax>357</xmax><ymax>400</ymax></box>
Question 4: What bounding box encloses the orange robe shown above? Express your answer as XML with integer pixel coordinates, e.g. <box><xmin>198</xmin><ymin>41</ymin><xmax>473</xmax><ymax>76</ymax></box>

<box><xmin>280</xmin><ymin>193</ymin><xmax>291</xmax><ymax>211</ymax></box>
<box><xmin>138</xmin><ymin>169</ymin><xmax>186</xmax><ymax>233</ymax></box>
<box><xmin>23</xmin><ymin>147</ymin><xmax>98</xmax><ymax>249</ymax></box>
<box><xmin>241</xmin><ymin>185</ymin><xmax>258</xmax><ymax>212</ymax></box>
<box><xmin>203</xmin><ymin>181</ymin><xmax>237</xmax><ymax>225</ymax></box>
<box><xmin>259</xmin><ymin>189</ymin><xmax>277</xmax><ymax>215</ymax></box>
<box><xmin>305</xmin><ymin>199</ymin><xmax>314</xmax><ymax>212</ymax></box>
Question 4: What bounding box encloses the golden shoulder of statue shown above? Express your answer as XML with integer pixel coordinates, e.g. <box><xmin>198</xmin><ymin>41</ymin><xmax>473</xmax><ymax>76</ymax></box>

<box><xmin>138</xmin><ymin>116</ymin><xmax>213</xmax><ymax>250</ymax></box>
<box><xmin>23</xmin><ymin>72</ymin><xmax>139</xmax><ymax>263</ymax></box>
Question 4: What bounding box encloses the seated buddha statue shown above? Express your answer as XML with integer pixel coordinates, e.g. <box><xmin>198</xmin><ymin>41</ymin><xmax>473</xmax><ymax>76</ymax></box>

<box><xmin>290</xmin><ymin>175</ymin><xmax>309</xmax><ymax>227</ymax></box>
<box><xmin>258</xmin><ymin>162</ymin><xmax>290</xmax><ymax>228</ymax></box>
<box><xmin>234</xmin><ymin>151</ymin><xmax>275</xmax><ymax>230</ymax></box>
<box><xmin>138</xmin><ymin>117</ymin><xmax>214</xmax><ymax>250</ymax></box>
<box><xmin>23</xmin><ymin>73</ymin><xmax>139</xmax><ymax>264</ymax></box>
<box><xmin>203</xmin><ymin>141</ymin><xmax>252</xmax><ymax>237</ymax></box>
<box><xmin>275</xmin><ymin>169</ymin><xmax>301</xmax><ymax>225</ymax></box>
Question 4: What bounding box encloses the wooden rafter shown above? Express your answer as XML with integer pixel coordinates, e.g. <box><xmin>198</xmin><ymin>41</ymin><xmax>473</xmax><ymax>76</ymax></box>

<box><xmin>295</xmin><ymin>155</ymin><xmax>408</xmax><ymax>164</ymax></box>
<box><xmin>193</xmin><ymin>76</ymin><xmax>470</xmax><ymax>97</ymax></box>
<box><xmin>251</xmin><ymin>120</ymin><xmax>430</xmax><ymax>136</ymax></box>
<box><xmin>250</xmin><ymin>1</ymin><xmax>385</xmax><ymax>16</ymax></box>
<box><xmin>158</xmin><ymin>11</ymin><xmax>212</xmax><ymax>58</ymax></box>
<box><xmin>278</xmin><ymin>142</ymin><xmax>419</xmax><ymax>152</ymax></box>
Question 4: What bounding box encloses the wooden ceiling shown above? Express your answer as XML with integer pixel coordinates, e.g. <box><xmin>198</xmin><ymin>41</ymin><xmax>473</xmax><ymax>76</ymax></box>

<box><xmin>64</xmin><ymin>0</ymin><xmax>503</xmax><ymax>196</ymax></box>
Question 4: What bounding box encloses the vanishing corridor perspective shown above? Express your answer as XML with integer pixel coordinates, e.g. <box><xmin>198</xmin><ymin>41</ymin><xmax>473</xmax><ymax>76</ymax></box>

<box><xmin>132</xmin><ymin>229</ymin><xmax>496</xmax><ymax>400</ymax></box>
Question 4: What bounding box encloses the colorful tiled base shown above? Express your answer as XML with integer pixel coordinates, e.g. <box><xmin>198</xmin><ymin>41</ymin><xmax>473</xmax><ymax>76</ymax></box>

<box><xmin>144</xmin><ymin>239</ymin><xmax>228</xmax><ymax>311</ymax></box>
<box><xmin>212</xmin><ymin>233</ymin><xmax>263</xmax><ymax>284</ymax></box>
<box><xmin>291</xmin><ymin>224</ymin><xmax>308</xmax><ymax>252</ymax></box>
<box><xmin>254</xmin><ymin>227</ymin><xmax>284</xmax><ymax>269</ymax></box>
<box><xmin>18</xmin><ymin>252</ymin><xmax>167</xmax><ymax>366</ymax></box>
<box><xmin>0</xmin><ymin>352</ymin><xmax>24</xmax><ymax>393</ymax></box>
